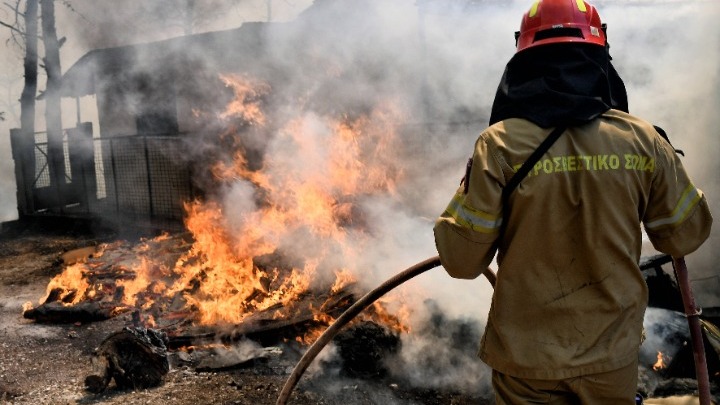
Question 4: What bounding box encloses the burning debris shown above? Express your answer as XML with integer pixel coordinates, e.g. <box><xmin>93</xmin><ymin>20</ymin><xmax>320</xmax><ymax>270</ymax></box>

<box><xmin>637</xmin><ymin>307</ymin><xmax>720</xmax><ymax>401</ymax></box>
<box><xmin>85</xmin><ymin>327</ymin><xmax>169</xmax><ymax>393</ymax></box>
<box><xmin>18</xmin><ymin>228</ymin><xmax>720</xmax><ymax>401</ymax></box>
<box><xmin>17</xmin><ymin>222</ymin><xmax>720</xmax><ymax>402</ymax></box>
<box><xmin>165</xmin><ymin>281</ymin><xmax>357</xmax><ymax>350</ymax></box>
<box><xmin>16</xmin><ymin>74</ymin><xmax>416</xmax><ymax>399</ymax></box>
<box><xmin>20</xmin><ymin>233</ymin><xmax>371</xmax><ymax>342</ymax></box>
<box><xmin>21</xmin><ymin>72</ymin><xmax>412</xmax><ymax>351</ymax></box>
<box><xmin>22</xmin><ymin>300</ymin><xmax>125</xmax><ymax>324</ymax></box>
<box><xmin>22</xmin><ymin>235</ymin><xmax>188</xmax><ymax>326</ymax></box>
<box><xmin>334</xmin><ymin>321</ymin><xmax>400</xmax><ymax>379</ymax></box>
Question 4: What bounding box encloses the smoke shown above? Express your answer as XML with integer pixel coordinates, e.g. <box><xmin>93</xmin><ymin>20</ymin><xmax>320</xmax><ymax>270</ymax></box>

<box><xmin>0</xmin><ymin>58</ymin><xmax>20</xmax><ymax>222</ymax></box>
<box><xmin>0</xmin><ymin>148</ymin><xmax>14</xmax><ymax>222</ymax></box>
<box><xmin>640</xmin><ymin>307</ymin><xmax>689</xmax><ymax>366</ymax></box>
<box><xmin>386</xmin><ymin>299</ymin><xmax>491</xmax><ymax>396</ymax></box>
<box><xmin>638</xmin><ymin>307</ymin><xmax>692</xmax><ymax>394</ymax></box>
<box><xmin>602</xmin><ymin>2</ymin><xmax>720</xmax><ymax>303</ymax></box>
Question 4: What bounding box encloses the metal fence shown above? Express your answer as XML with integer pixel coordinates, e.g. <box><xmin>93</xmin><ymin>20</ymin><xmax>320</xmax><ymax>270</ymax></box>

<box><xmin>95</xmin><ymin>134</ymin><xmax>195</xmax><ymax>222</ymax></box>
<box><xmin>11</xmin><ymin>124</ymin><xmax>196</xmax><ymax>228</ymax></box>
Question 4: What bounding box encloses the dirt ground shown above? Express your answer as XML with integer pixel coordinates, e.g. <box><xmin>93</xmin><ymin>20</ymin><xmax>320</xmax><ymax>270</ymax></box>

<box><xmin>1</xmin><ymin>218</ymin><xmax>717</xmax><ymax>405</ymax></box>
<box><xmin>0</xmin><ymin>218</ymin><xmax>492</xmax><ymax>405</ymax></box>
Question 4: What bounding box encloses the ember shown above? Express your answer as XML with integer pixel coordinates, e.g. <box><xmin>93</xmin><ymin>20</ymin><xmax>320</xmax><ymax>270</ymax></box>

<box><xmin>653</xmin><ymin>351</ymin><xmax>667</xmax><ymax>371</ymax></box>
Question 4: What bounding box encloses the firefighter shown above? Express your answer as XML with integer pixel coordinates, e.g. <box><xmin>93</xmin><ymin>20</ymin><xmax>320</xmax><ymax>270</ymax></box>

<box><xmin>433</xmin><ymin>0</ymin><xmax>713</xmax><ymax>404</ymax></box>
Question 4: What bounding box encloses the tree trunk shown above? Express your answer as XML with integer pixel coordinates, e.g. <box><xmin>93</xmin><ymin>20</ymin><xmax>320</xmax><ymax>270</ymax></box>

<box><xmin>40</xmin><ymin>0</ymin><xmax>64</xmax><ymax>211</ymax></box>
<box><xmin>19</xmin><ymin>0</ymin><xmax>39</xmax><ymax>214</ymax></box>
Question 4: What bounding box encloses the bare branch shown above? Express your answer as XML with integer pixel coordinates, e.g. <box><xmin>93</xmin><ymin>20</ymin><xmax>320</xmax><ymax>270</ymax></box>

<box><xmin>0</xmin><ymin>18</ymin><xmax>22</xmax><ymax>34</ymax></box>
<box><xmin>3</xmin><ymin>1</ymin><xmax>21</xmax><ymax>16</ymax></box>
<box><xmin>60</xmin><ymin>0</ymin><xmax>90</xmax><ymax>23</ymax></box>
<box><xmin>0</xmin><ymin>0</ymin><xmax>40</xmax><ymax>54</ymax></box>
<box><xmin>2</xmin><ymin>0</ymin><xmax>23</xmax><ymax>33</ymax></box>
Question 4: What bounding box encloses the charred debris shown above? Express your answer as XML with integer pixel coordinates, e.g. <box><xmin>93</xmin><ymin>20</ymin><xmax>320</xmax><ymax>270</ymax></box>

<box><xmin>8</xmin><ymin>227</ymin><xmax>718</xmax><ymax>399</ymax></box>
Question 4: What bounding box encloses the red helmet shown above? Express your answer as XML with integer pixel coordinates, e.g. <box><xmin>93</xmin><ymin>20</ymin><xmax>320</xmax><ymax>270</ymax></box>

<box><xmin>515</xmin><ymin>0</ymin><xmax>606</xmax><ymax>53</ymax></box>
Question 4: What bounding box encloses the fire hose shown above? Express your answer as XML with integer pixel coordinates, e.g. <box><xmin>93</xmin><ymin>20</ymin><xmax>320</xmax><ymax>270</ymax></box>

<box><xmin>276</xmin><ymin>255</ymin><xmax>710</xmax><ymax>405</ymax></box>
<box><xmin>276</xmin><ymin>255</ymin><xmax>495</xmax><ymax>405</ymax></box>
<box><xmin>672</xmin><ymin>257</ymin><xmax>712</xmax><ymax>405</ymax></box>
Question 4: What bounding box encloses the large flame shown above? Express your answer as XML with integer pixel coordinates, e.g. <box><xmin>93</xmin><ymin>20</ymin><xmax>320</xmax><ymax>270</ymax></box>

<box><xmin>32</xmin><ymin>73</ymin><xmax>411</xmax><ymax>338</ymax></box>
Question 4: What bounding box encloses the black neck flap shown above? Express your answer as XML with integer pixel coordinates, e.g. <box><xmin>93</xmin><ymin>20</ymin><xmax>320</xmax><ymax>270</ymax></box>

<box><xmin>489</xmin><ymin>43</ymin><xmax>628</xmax><ymax>128</ymax></box>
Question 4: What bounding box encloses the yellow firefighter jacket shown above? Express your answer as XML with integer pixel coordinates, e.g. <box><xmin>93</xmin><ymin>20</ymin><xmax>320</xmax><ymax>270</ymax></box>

<box><xmin>433</xmin><ymin>109</ymin><xmax>713</xmax><ymax>379</ymax></box>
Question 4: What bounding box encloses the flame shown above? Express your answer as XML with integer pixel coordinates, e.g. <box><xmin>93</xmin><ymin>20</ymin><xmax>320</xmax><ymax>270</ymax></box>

<box><xmin>30</xmin><ymin>73</ymin><xmax>413</xmax><ymax>341</ymax></box>
<box><xmin>162</xmin><ymin>88</ymin><xmax>405</xmax><ymax>327</ymax></box>
<box><xmin>367</xmin><ymin>296</ymin><xmax>412</xmax><ymax>334</ymax></box>
<box><xmin>116</xmin><ymin>256</ymin><xmax>170</xmax><ymax>307</ymax></box>
<box><xmin>42</xmin><ymin>262</ymin><xmax>90</xmax><ymax>305</ymax></box>
<box><xmin>331</xmin><ymin>269</ymin><xmax>355</xmax><ymax>295</ymax></box>
<box><xmin>219</xmin><ymin>74</ymin><xmax>270</xmax><ymax>126</ymax></box>
<box><xmin>652</xmin><ymin>351</ymin><xmax>667</xmax><ymax>371</ymax></box>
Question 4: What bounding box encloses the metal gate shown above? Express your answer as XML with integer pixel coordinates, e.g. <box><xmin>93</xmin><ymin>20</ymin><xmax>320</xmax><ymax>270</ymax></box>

<box><xmin>10</xmin><ymin>123</ymin><xmax>196</xmax><ymax>228</ymax></box>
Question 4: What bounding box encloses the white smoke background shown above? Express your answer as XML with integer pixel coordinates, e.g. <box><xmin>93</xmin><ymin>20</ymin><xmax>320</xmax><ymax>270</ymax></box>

<box><xmin>602</xmin><ymin>1</ymin><xmax>720</xmax><ymax>306</ymax></box>
<box><xmin>641</xmin><ymin>307</ymin><xmax>689</xmax><ymax>366</ymax></box>
<box><xmin>639</xmin><ymin>307</ymin><xmax>693</xmax><ymax>393</ymax></box>
<box><xmin>0</xmin><ymin>0</ymin><xmax>717</xmax><ymax>395</ymax></box>
<box><xmin>0</xmin><ymin>45</ymin><xmax>22</xmax><ymax>224</ymax></box>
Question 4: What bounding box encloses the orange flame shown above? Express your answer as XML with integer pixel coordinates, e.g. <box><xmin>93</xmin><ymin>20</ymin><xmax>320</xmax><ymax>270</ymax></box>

<box><xmin>43</xmin><ymin>262</ymin><xmax>90</xmax><ymax>305</ymax></box>
<box><xmin>161</xmin><ymin>90</ymin><xmax>406</xmax><ymax>328</ymax></box>
<box><xmin>652</xmin><ymin>351</ymin><xmax>666</xmax><ymax>371</ymax></box>
<box><xmin>31</xmin><ymin>73</ymin><xmax>414</xmax><ymax>340</ymax></box>
<box><xmin>219</xmin><ymin>74</ymin><xmax>270</xmax><ymax>126</ymax></box>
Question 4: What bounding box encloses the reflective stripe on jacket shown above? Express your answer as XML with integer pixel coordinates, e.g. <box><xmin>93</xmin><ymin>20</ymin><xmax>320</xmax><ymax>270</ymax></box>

<box><xmin>433</xmin><ymin>109</ymin><xmax>712</xmax><ymax>379</ymax></box>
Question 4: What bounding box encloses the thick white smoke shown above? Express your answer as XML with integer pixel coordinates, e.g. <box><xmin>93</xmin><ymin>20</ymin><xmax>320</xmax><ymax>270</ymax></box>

<box><xmin>603</xmin><ymin>2</ymin><xmax>720</xmax><ymax>304</ymax></box>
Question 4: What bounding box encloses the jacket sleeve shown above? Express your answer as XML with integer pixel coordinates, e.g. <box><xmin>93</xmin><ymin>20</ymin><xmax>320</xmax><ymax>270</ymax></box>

<box><xmin>643</xmin><ymin>138</ymin><xmax>713</xmax><ymax>257</ymax></box>
<box><xmin>433</xmin><ymin>135</ymin><xmax>504</xmax><ymax>279</ymax></box>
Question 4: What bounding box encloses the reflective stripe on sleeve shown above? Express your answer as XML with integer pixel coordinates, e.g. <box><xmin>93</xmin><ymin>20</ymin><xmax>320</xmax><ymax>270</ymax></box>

<box><xmin>645</xmin><ymin>184</ymin><xmax>703</xmax><ymax>231</ymax></box>
<box><xmin>446</xmin><ymin>193</ymin><xmax>502</xmax><ymax>234</ymax></box>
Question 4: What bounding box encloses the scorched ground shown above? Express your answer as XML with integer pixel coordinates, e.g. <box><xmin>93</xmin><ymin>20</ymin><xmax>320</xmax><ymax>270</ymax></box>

<box><xmin>0</xmin><ymin>220</ymin><xmax>490</xmax><ymax>405</ymax></box>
